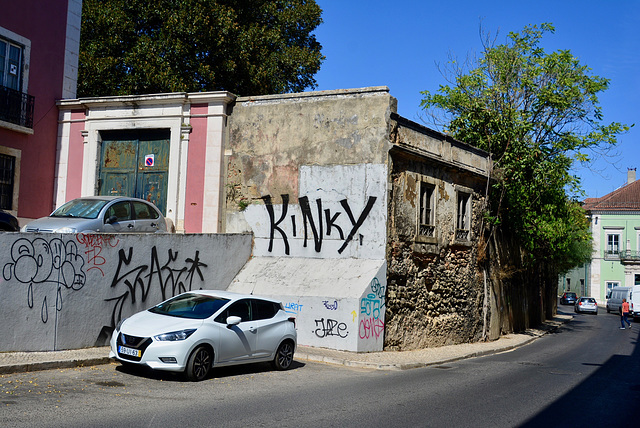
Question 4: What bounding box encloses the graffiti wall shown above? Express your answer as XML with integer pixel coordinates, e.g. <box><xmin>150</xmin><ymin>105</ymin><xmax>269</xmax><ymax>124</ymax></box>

<box><xmin>240</xmin><ymin>164</ymin><xmax>388</xmax><ymax>260</ymax></box>
<box><xmin>0</xmin><ymin>232</ymin><xmax>252</xmax><ymax>352</ymax></box>
<box><xmin>228</xmin><ymin>257</ymin><xmax>387</xmax><ymax>352</ymax></box>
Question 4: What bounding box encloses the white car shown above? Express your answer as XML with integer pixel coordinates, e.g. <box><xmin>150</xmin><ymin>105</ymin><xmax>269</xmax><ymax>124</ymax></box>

<box><xmin>109</xmin><ymin>290</ymin><xmax>297</xmax><ymax>381</ymax></box>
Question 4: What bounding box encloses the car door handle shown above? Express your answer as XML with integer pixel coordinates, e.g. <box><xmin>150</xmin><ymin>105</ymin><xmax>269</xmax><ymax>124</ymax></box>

<box><xmin>249</xmin><ymin>326</ymin><xmax>257</xmax><ymax>333</ymax></box>
<box><xmin>151</xmin><ymin>222</ymin><xmax>158</xmax><ymax>228</ymax></box>
<box><xmin>127</xmin><ymin>224</ymin><xmax>134</xmax><ymax>229</ymax></box>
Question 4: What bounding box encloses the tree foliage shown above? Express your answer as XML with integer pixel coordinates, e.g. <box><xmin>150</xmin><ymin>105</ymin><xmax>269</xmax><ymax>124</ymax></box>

<box><xmin>421</xmin><ymin>23</ymin><xmax>631</xmax><ymax>272</ymax></box>
<box><xmin>78</xmin><ymin>0</ymin><xmax>324</xmax><ymax>97</ymax></box>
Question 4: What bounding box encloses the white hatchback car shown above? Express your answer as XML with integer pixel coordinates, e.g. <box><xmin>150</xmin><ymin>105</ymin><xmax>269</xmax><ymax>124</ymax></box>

<box><xmin>109</xmin><ymin>290</ymin><xmax>297</xmax><ymax>381</ymax></box>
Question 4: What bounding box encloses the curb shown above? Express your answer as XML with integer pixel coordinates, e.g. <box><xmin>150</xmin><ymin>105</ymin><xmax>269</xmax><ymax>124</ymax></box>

<box><xmin>0</xmin><ymin>356</ymin><xmax>112</xmax><ymax>375</ymax></box>
<box><xmin>0</xmin><ymin>315</ymin><xmax>570</xmax><ymax>375</ymax></box>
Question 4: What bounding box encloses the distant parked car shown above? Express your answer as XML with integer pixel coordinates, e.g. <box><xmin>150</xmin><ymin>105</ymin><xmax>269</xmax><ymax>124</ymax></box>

<box><xmin>0</xmin><ymin>209</ymin><xmax>19</xmax><ymax>231</ymax></box>
<box><xmin>575</xmin><ymin>297</ymin><xmax>598</xmax><ymax>315</ymax></box>
<box><xmin>21</xmin><ymin>196</ymin><xmax>168</xmax><ymax>234</ymax></box>
<box><xmin>560</xmin><ymin>292</ymin><xmax>578</xmax><ymax>305</ymax></box>
<box><xmin>110</xmin><ymin>290</ymin><xmax>297</xmax><ymax>381</ymax></box>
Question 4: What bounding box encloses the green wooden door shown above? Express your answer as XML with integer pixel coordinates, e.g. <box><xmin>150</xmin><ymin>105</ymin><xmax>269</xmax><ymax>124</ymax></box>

<box><xmin>99</xmin><ymin>130</ymin><xmax>170</xmax><ymax>214</ymax></box>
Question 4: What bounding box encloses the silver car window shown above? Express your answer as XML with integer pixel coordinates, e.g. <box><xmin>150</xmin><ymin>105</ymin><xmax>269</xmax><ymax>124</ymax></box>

<box><xmin>51</xmin><ymin>199</ymin><xmax>109</xmax><ymax>219</ymax></box>
<box><xmin>132</xmin><ymin>201</ymin><xmax>159</xmax><ymax>220</ymax></box>
<box><xmin>106</xmin><ymin>202</ymin><xmax>132</xmax><ymax>222</ymax></box>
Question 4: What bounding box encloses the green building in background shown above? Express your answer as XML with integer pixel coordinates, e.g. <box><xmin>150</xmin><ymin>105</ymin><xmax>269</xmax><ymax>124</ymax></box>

<box><xmin>577</xmin><ymin>168</ymin><xmax>640</xmax><ymax>303</ymax></box>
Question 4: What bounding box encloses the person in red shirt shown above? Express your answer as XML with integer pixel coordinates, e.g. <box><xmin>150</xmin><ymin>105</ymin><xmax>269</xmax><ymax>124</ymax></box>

<box><xmin>620</xmin><ymin>298</ymin><xmax>632</xmax><ymax>329</ymax></box>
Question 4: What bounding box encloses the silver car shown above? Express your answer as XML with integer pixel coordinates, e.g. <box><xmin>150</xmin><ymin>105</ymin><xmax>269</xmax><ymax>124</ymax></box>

<box><xmin>575</xmin><ymin>297</ymin><xmax>598</xmax><ymax>315</ymax></box>
<box><xmin>21</xmin><ymin>196</ymin><xmax>167</xmax><ymax>233</ymax></box>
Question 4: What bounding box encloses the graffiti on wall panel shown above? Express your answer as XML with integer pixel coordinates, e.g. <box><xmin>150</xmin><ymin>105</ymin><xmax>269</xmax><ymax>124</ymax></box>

<box><xmin>359</xmin><ymin>277</ymin><xmax>386</xmax><ymax>341</ymax></box>
<box><xmin>261</xmin><ymin>194</ymin><xmax>377</xmax><ymax>255</ymax></box>
<box><xmin>2</xmin><ymin>238</ymin><xmax>87</xmax><ymax>323</ymax></box>
<box><xmin>314</xmin><ymin>318</ymin><xmax>348</xmax><ymax>338</ymax></box>
<box><xmin>106</xmin><ymin>246</ymin><xmax>208</xmax><ymax>329</ymax></box>
<box><xmin>1</xmin><ymin>236</ymin><xmax>209</xmax><ymax>333</ymax></box>
<box><xmin>284</xmin><ymin>302</ymin><xmax>304</xmax><ymax>314</ymax></box>
<box><xmin>76</xmin><ymin>233</ymin><xmax>120</xmax><ymax>275</ymax></box>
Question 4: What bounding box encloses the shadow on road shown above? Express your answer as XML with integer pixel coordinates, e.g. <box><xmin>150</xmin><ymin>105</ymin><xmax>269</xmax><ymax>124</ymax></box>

<box><xmin>520</xmin><ymin>311</ymin><xmax>639</xmax><ymax>426</ymax></box>
<box><xmin>114</xmin><ymin>359</ymin><xmax>306</xmax><ymax>382</ymax></box>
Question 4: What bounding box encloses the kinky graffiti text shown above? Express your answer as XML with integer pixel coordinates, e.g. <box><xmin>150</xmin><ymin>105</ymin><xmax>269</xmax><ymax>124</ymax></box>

<box><xmin>261</xmin><ymin>194</ymin><xmax>377</xmax><ymax>255</ymax></box>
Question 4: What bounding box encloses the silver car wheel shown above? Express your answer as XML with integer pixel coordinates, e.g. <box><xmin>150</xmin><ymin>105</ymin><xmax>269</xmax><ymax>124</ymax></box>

<box><xmin>273</xmin><ymin>341</ymin><xmax>294</xmax><ymax>370</ymax></box>
<box><xmin>186</xmin><ymin>346</ymin><xmax>212</xmax><ymax>381</ymax></box>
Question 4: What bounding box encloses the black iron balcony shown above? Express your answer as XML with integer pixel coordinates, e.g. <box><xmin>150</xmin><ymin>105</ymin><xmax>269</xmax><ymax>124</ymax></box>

<box><xmin>620</xmin><ymin>250</ymin><xmax>640</xmax><ymax>263</ymax></box>
<box><xmin>0</xmin><ymin>85</ymin><xmax>34</xmax><ymax>129</ymax></box>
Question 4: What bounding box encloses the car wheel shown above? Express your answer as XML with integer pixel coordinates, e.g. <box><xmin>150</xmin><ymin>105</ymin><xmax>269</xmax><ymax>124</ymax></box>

<box><xmin>186</xmin><ymin>346</ymin><xmax>212</xmax><ymax>381</ymax></box>
<box><xmin>272</xmin><ymin>340</ymin><xmax>294</xmax><ymax>370</ymax></box>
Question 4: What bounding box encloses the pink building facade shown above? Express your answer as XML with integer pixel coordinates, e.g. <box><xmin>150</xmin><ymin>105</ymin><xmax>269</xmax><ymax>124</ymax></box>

<box><xmin>56</xmin><ymin>92</ymin><xmax>235</xmax><ymax>233</ymax></box>
<box><xmin>0</xmin><ymin>0</ymin><xmax>82</xmax><ymax>224</ymax></box>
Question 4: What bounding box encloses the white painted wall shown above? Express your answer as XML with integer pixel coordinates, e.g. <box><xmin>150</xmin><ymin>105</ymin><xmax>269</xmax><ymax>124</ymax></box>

<box><xmin>240</xmin><ymin>164</ymin><xmax>388</xmax><ymax>259</ymax></box>
<box><xmin>228</xmin><ymin>257</ymin><xmax>386</xmax><ymax>352</ymax></box>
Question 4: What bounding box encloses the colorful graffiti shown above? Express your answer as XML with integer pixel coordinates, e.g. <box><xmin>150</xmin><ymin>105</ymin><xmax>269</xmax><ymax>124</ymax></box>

<box><xmin>359</xmin><ymin>277</ymin><xmax>385</xmax><ymax>341</ymax></box>
<box><xmin>323</xmin><ymin>300</ymin><xmax>338</xmax><ymax>310</ymax></box>
<box><xmin>76</xmin><ymin>233</ymin><xmax>120</xmax><ymax>276</ymax></box>
<box><xmin>284</xmin><ymin>302</ymin><xmax>304</xmax><ymax>314</ymax></box>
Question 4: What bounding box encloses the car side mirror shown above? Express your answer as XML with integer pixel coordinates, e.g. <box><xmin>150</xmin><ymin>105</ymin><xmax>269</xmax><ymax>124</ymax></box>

<box><xmin>106</xmin><ymin>215</ymin><xmax>118</xmax><ymax>224</ymax></box>
<box><xmin>226</xmin><ymin>316</ymin><xmax>242</xmax><ymax>327</ymax></box>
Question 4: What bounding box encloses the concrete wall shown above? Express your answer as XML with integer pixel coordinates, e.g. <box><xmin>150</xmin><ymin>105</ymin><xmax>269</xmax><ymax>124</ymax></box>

<box><xmin>228</xmin><ymin>257</ymin><xmax>386</xmax><ymax>352</ymax></box>
<box><xmin>0</xmin><ymin>232</ymin><xmax>252</xmax><ymax>352</ymax></box>
<box><xmin>224</xmin><ymin>88</ymin><xmax>394</xmax><ymax>351</ymax></box>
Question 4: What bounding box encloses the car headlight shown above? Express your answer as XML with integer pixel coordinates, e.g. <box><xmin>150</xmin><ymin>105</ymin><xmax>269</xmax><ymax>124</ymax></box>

<box><xmin>154</xmin><ymin>329</ymin><xmax>197</xmax><ymax>341</ymax></box>
<box><xmin>55</xmin><ymin>226</ymin><xmax>77</xmax><ymax>233</ymax></box>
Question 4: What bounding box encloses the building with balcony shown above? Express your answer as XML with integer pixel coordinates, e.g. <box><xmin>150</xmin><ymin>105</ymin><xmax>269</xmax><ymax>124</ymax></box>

<box><xmin>0</xmin><ymin>0</ymin><xmax>82</xmax><ymax>224</ymax></box>
<box><xmin>582</xmin><ymin>168</ymin><xmax>640</xmax><ymax>302</ymax></box>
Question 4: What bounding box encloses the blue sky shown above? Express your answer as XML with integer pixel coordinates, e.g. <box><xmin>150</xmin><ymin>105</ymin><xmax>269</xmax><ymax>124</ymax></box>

<box><xmin>311</xmin><ymin>0</ymin><xmax>640</xmax><ymax>199</ymax></box>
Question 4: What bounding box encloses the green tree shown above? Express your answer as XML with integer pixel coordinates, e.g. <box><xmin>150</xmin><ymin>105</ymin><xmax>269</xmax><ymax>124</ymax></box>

<box><xmin>78</xmin><ymin>0</ymin><xmax>324</xmax><ymax>97</ymax></box>
<box><xmin>421</xmin><ymin>23</ymin><xmax>631</xmax><ymax>272</ymax></box>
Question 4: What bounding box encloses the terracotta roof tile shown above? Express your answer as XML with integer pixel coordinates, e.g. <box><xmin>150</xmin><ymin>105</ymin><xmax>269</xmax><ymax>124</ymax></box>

<box><xmin>583</xmin><ymin>179</ymin><xmax>640</xmax><ymax>211</ymax></box>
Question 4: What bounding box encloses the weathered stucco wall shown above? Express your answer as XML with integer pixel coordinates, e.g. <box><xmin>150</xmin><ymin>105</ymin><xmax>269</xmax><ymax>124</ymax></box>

<box><xmin>223</xmin><ymin>88</ymin><xmax>394</xmax><ymax>351</ymax></box>
<box><xmin>0</xmin><ymin>232</ymin><xmax>252</xmax><ymax>352</ymax></box>
<box><xmin>384</xmin><ymin>117</ymin><xmax>493</xmax><ymax>350</ymax></box>
<box><xmin>225</xmin><ymin>87</ymin><xmax>396</xmax><ymax>215</ymax></box>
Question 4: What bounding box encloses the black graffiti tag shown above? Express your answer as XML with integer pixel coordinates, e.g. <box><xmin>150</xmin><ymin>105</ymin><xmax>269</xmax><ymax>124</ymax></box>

<box><xmin>106</xmin><ymin>247</ymin><xmax>207</xmax><ymax>328</ymax></box>
<box><xmin>262</xmin><ymin>194</ymin><xmax>377</xmax><ymax>255</ymax></box>
<box><xmin>314</xmin><ymin>318</ymin><xmax>348</xmax><ymax>338</ymax></box>
<box><xmin>2</xmin><ymin>237</ymin><xmax>86</xmax><ymax>323</ymax></box>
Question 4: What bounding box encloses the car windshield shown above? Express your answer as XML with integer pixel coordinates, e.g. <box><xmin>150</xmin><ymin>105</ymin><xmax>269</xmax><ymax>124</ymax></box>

<box><xmin>149</xmin><ymin>294</ymin><xmax>230</xmax><ymax>319</ymax></box>
<box><xmin>566</xmin><ymin>293</ymin><xmax>576</xmax><ymax>298</ymax></box>
<box><xmin>51</xmin><ymin>199</ymin><xmax>110</xmax><ymax>219</ymax></box>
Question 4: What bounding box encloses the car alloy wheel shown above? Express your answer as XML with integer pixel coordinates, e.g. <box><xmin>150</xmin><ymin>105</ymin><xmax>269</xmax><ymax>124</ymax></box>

<box><xmin>273</xmin><ymin>341</ymin><xmax>294</xmax><ymax>370</ymax></box>
<box><xmin>186</xmin><ymin>346</ymin><xmax>212</xmax><ymax>381</ymax></box>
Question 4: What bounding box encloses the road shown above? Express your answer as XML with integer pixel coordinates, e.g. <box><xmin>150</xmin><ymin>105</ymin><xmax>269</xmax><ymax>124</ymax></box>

<box><xmin>1</xmin><ymin>308</ymin><xmax>638</xmax><ymax>427</ymax></box>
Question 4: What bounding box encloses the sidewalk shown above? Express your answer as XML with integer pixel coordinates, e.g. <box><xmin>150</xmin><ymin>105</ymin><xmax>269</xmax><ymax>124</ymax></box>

<box><xmin>0</xmin><ymin>314</ymin><xmax>571</xmax><ymax>375</ymax></box>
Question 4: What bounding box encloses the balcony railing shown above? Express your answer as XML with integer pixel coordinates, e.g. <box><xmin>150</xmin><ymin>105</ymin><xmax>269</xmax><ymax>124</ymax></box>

<box><xmin>455</xmin><ymin>229</ymin><xmax>470</xmax><ymax>241</ymax></box>
<box><xmin>0</xmin><ymin>85</ymin><xmax>34</xmax><ymax>129</ymax></box>
<box><xmin>620</xmin><ymin>250</ymin><xmax>640</xmax><ymax>262</ymax></box>
<box><xmin>419</xmin><ymin>224</ymin><xmax>435</xmax><ymax>237</ymax></box>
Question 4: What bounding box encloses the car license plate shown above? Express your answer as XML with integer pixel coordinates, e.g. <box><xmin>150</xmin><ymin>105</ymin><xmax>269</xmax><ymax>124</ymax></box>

<box><xmin>119</xmin><ymin>345</ymin><xmax>141</xmax><ymax>357</ymax></box>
